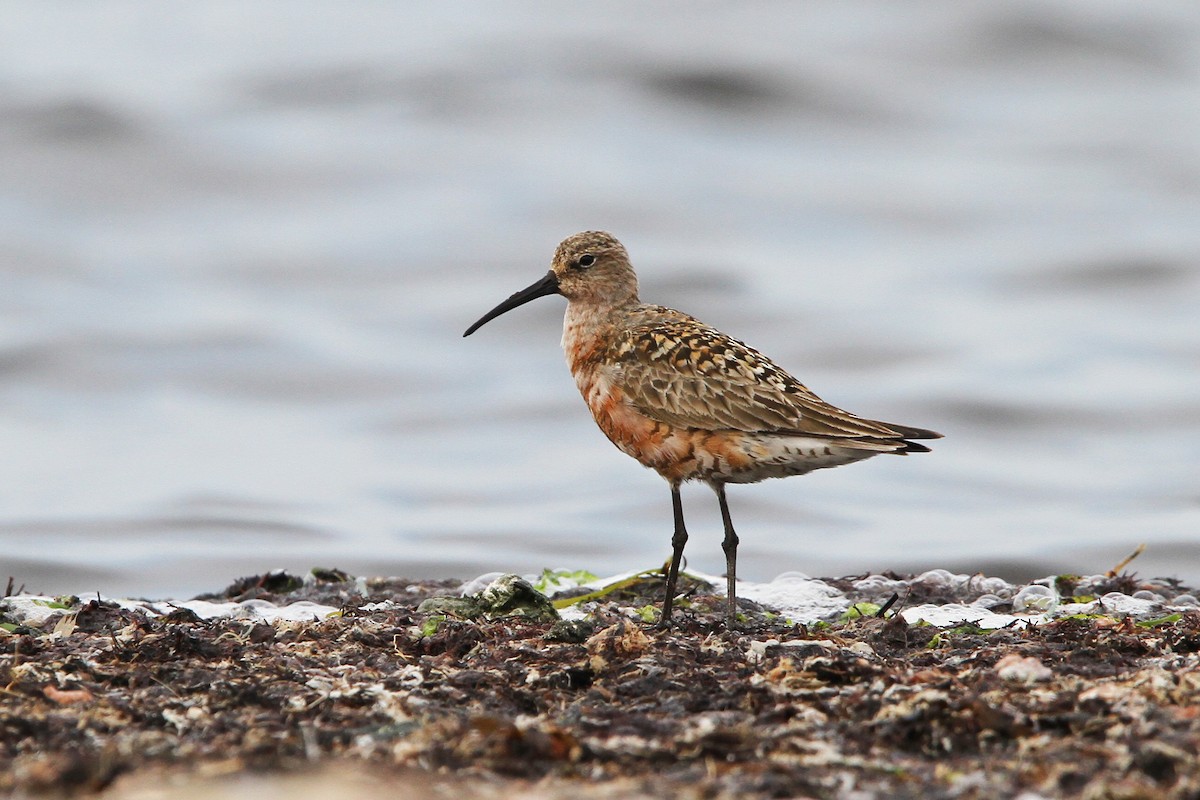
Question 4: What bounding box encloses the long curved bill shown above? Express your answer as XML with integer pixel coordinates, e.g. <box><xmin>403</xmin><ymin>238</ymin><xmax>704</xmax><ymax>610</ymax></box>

<box><xmin>463</xmin><ymin>270</ymin><xmax>562</xmax><ymax>337</ymax></box>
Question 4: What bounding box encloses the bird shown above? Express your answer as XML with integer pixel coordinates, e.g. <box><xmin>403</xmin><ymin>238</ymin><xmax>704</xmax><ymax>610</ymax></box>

<box><xmin>463</xmin><ymin>231</ymin><xmax>940</xmax><ymax>628</ymax></box>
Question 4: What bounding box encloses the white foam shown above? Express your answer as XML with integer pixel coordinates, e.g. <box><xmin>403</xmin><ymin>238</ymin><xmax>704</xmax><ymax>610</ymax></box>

<box><xmin>127</xmin><ymin>597</ymin><xmax>341</xmax><ymax>622</ymax></box>
<box><xmin>735</xmin><ymin>574</ymin><xmax>850</xmax><ymax>624</ymax></box>
<box><xmin>3</xmin><ymin>572</ymin><xmax>1187</xmax><ymax>632</ymax></box>
<box><xmin>1012</xmin><ymin>584</ymin><xmax>1058</xmax><ymax>613</ymax></box>
<box><xmin>0</xmin><ymin>594</ymin><xmax>339</xmax><ymax>625</ymax></box>
<box><xmin>901</xmin><ymin>603</ymin><xmax>1030</xmax><ymax>629</ymax></box>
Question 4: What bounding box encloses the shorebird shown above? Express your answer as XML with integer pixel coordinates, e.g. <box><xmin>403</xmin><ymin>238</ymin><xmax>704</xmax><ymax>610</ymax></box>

<box><xmin>464</xmin><ymin>231</ymin><xmax>940</xmax><ymax>628</ymax></box>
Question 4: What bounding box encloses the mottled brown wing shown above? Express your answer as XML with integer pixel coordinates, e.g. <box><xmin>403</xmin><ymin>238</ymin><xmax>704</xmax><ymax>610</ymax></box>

<box><xmin>607</xmin><ymin>317</ymin><xmax>908</xmax><ymax>439</ymax></box>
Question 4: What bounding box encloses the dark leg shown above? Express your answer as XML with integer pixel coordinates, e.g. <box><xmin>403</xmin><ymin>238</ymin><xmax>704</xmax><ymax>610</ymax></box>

<box><xmin>660</xmin><ymin>482</ymin><xmax>688</xmax><ymax>626</ymax></box>
<box><xmin>714</xmin><ymin>482</ymin><xmax>739</xmax><ymax>628</ymax></box>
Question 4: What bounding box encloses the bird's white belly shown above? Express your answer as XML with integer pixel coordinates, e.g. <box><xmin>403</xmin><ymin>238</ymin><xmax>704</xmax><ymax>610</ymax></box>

<box><xmin>715</xmin><ymin>434</ymin><xmax>881</xmax><ymax>484</ymax></box>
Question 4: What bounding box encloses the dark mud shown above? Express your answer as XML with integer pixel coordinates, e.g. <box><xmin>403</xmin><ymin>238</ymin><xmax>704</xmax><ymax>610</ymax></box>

<box><xmin>3</xmin><ymin>570</ymin><xmax>1200</xmax><ymax>799</ymax></box>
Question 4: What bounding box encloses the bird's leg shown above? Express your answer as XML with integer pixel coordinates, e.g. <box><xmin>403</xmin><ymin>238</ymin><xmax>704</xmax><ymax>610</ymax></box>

<box><xmin>660</xmin><ymin>482</ymin><xmax>688</xmax><ymax>626</ymax></box>
<box><xmin>713</xmin><ymin>482</ymin><xmax>739</xmax><ymax>628</ymax></box>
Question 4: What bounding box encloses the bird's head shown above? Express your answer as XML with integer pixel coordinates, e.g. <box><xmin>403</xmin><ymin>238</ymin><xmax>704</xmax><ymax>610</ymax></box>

<box><xmin>463</xmin><ymin>231</ymin><xmax>639</xmax><ymax>337</ymax></box>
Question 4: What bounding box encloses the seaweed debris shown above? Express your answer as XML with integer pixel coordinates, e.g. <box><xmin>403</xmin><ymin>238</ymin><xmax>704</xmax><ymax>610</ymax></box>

<box><xmin>3</xmin><ymin>568</ymin><xmax>1200</xmax><ymax>799</ymax></box>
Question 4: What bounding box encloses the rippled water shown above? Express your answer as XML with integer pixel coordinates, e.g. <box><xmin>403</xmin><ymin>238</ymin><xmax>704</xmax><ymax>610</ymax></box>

<box><xmin>2</xmin><ymin>2</ymin><xmax>1198</xmax><ymax>598</ymax></box>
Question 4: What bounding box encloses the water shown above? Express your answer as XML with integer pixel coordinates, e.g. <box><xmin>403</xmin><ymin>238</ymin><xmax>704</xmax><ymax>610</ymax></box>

<box><xmin>2</xmin><ymin>2</ymin><xmax>1198</xmax><ymax>598</ymax></box>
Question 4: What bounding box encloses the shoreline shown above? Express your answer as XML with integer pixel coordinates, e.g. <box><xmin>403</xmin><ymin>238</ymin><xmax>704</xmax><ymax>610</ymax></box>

<box><xmin>4</xmin><ymin>568</ymin><xmax>1200</xmax><ymax>799</ymax></box>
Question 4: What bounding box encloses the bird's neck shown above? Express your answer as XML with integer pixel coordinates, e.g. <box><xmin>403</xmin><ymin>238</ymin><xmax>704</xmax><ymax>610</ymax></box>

<box><xmin>561</xmin><ymin>299</ymin><xmax>633</xmax><ymax>372</ymax></box>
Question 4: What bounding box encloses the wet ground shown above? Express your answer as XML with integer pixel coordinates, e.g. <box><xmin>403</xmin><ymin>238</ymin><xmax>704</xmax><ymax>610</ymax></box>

<box><xmin>4</xmin><ymin>568</ymin><xmax>1200</xmax><ymax>799</ymax></box>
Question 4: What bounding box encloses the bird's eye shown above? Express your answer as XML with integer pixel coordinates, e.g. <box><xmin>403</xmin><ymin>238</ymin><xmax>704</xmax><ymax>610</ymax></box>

<box><xmin>576</xmin><ymin>254</ymin><xmax>596</xmax><ymax>269</ymax></box>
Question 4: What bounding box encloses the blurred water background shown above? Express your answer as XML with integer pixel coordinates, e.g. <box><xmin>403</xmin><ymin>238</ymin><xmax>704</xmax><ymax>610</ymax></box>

<box><xmin>2</xmin><ymin>2</ymin><xmax>1198</xmax><ymax>599</ymax></box>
